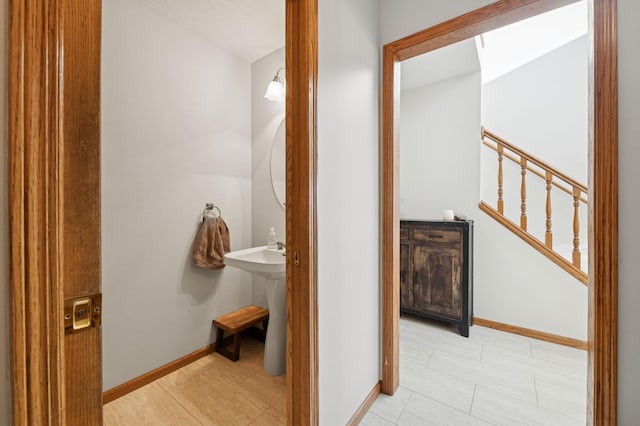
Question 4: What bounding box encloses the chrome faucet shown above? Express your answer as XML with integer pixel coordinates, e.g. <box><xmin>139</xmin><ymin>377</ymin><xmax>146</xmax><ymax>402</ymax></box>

<box><xmin>276</xmin><ymin>241</ymin><xmax>286</xmax><ymax>251</ymax></box>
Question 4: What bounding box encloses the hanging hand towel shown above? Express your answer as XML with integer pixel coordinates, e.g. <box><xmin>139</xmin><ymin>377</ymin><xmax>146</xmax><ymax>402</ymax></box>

<box><xmin>192</xmin><ymin>216</ymin><xmax>231</xmax><ymax>269</ymax></box>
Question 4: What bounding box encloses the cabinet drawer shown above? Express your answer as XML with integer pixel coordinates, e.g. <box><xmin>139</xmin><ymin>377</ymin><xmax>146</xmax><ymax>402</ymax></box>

<box><xmin>413</xmin><ymin>228</ymin><xmax>461</xmax><ymax>244</ymax></box>
<box><xmin>400</xmin><ymin>227</ymin><xmax>409</xmax><ymax>240</ymax></box>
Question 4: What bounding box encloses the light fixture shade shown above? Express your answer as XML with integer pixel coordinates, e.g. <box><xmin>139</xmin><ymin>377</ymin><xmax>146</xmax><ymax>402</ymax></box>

<box><xmin>264</xmin><ymin>80</ymin><xmax>285</xmax><ymax>102</ymax></box>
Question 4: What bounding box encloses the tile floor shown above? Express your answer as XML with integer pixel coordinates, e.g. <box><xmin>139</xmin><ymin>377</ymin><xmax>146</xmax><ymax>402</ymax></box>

<box><xmin>103</xmin><ymin>337</ymin><xmax>286</xmax><ymax>425</ymax></box>
<box><xmin>103</xmin><ymin>317</ymin><xmax>586</xmax><ymax>425</ymax></box>
<box><xmin>361</xmin><ymin>316</ymin><xmax>587</xmax><ymax>426</ymax></box>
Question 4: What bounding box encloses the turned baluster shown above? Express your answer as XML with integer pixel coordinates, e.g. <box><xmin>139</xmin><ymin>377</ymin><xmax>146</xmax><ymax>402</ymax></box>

<box><xmin>520</xmin><ymin>157</ymin><xmax>527</xmax><ymax>231</ymax></box>
<box><xmin>545</xmin><ymin>171</ymin><xmax>553</xmax><ymax>248</ymax></box>
<box><xmin>572</xmin><ymin>186</ymin><xmax>581</xmax><ymax>268</ymax></box>
<box><xmin>497</xmin><ymin>145</ymin><xmax>504</xmax><ymax>214</ymax></box>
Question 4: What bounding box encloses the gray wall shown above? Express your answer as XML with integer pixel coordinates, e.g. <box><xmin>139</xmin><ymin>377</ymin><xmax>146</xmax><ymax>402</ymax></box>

<box><xmin>0</xmin><ymin>0</ymin><xmax>9</xmax><ymax>422</ymax></box>
<box><xmin>618</xmin><ymin>0</ymin><xmax>640</xmax><ymax>423</ymax></box>
<box><xmin>101</xmin><ymin>0</ymin><xmax>253</xmax><ymax>390</ymax></box>
<box><xmin>251</xmin><ymin>48</ymin><xmax>286</xmax><ymax>309</ymax></box>
<box><xmin>317</xmin><ymin>0</ymin><xmax>381</xmax><ymax>423</ymax></box>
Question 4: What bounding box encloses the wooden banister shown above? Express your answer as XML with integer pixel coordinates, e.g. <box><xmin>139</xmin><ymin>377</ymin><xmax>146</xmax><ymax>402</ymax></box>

<box><xmin>482</xmin><ymin>140</ymin><xmax>588</xmax><ymax>204</ymax></box>
<box><xmin>520</xmin><ymin>157</ymin><xmax>528</xmax><ymax>231</ymax></box>
<box><xmin>545</xmin><ymin>171</ymin><xmax>553</xmax><ymax>248</ymax></box>
<box><xmin>572</xmin><ymin>186</ymin><xmax>581</xmax><ymax>268</ymax></box>
<box><xmin>480</xmin><ymin>202</ymin><xmax>587</xmax><ymax>286</ymax></box>
<box><xmin>481</xmin><ymin>127</ymin><xmax>588</xmax><ymax>281</ymax></box>
<box><xmin>497</xmin><ymin>145</ymin><xmax>504</xmax><ymax>214</ymax></box>
<box><xmin>483</xmin><ymin>128</ymin><xmax>587</xmax><ymax>193</ymax></box>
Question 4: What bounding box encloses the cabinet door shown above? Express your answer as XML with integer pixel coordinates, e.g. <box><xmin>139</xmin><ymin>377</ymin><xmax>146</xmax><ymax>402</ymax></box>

<box><xmin>412</xmin><ymin>244</ymin><xmax>462</xmax><ymax>319</ymax></box>
<box><xmin>400</xmin><ymin>242</ymin><xmax>411</xmax><ymax>308</ymax></box>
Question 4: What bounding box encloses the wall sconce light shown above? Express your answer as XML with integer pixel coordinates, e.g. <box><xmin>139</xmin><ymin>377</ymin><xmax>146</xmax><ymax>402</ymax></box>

<box><xmin>264</xmin><ymin>67</ymin><xmax>285</xmax><ymax>102</ymax></box>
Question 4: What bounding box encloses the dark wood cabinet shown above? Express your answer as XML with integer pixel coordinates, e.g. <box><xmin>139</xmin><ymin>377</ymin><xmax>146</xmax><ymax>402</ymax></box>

<box><xmin>400</xmin><ymin>220</ymin><xmax>473</xmax><ymax>337</ymax></box>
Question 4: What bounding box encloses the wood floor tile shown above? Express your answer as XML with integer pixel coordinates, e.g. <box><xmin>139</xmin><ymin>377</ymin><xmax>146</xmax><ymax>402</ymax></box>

<box><xmin>369</xmin><ymin>385</ymin><xmax>413</xmax><ymax>423</ymax></box>
<box><xmin>481</xmin><ymin>343</ymin><xmax>585</xmax><ymax>385</ymax></box>
<box><xmin>158</xmin><ymin>351</ymin><xmax>256</xmax><ymax>389</ymax></box>
<box><xmin>535</xmin><ymin>376</ymin><xmax>587</xmax><ymax>422</ymax></box>
<box><xmin>360</xmin><ymin>412</ymin><xmax>397</xmax><ymax>426</ymax></box>
<box><xmin>158</xmin><ymin>365</ymin><xmax>270</xmax><ymax>425</ymax></box>
<box><xmin>105</xmin><ymin>338</ymin><xmax>285</xmax><ymax>425</ymax></box>
<box><xmin>366</xmin><ymin>319</ymin><xmax>586</xmax><ymax>425</ymax></box>
<box><xmin>400</xmin><ymin>335</ymin><xmax>435</xmax><ymax>366</ymax></box>
<box><xmin>428</xmin><ymin>349</ymin><xmax>538</xmax><ymax>405</ymax></box>
<box><xmin>240</xmin><ymin>369</ymin><xmax>287</xmax><ymax>414</ymax></box>
<box><xmin>471</xmin><ymin>386</ymin><xmax>583</xmax><ymax>426</ymax></box>
<box><xmin>468</xmin><ymin>325</ymin><xmax>532</xmax><ymax>355</ymax></box>
<box><xmin>249</xmin><ymin>407</ymin><xmax>286</xmax><ymax>425</ymax></box>
<box><xmin>398</xmin><ymin>392</ymin><xmax>493</xmax><ymax>426</ymax></box>
<box><xmin>103</xmin><ymin>382</ymin><xmax>200</xmax><ymax>426</ymax></box>
<box><xmin>402</xmin><ymin>321</ymin><xmax>484</xmax><ymax>361</ymax></box>
<box><xmin>400</xmin><ymin>357</ymin><xmax>476</xmax><ymax>412</ymax></box>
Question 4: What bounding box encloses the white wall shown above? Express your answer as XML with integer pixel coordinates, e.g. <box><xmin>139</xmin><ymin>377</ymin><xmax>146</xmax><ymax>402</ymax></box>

<box><xmin>474</xmin><ymin>213</ymin><xmax>587</xmax><ymax>339</ymax></box>
<box><xmin>400</xmin><ymin>70</ymin><xmax>587</xmax><ymax>340</ymax></box>
<box><xmin>317</xmin><ymin>0</ymin><xmax>380</xmax><ymax>423</ymax></box>
<box><xmin>0</xmin><ymin>0</ymin><xmax>10</xmax><ymax>422</ymax></box>
<box><xmin>380</xmin><ymin>0</ymin><xmax>495</xmax><ymax>45</ymax></box>
<box><xmin>482</xmin><ymin>36</ymin><xmax>588</xmax><ymax>183</ymax></box>
<box><xmin>481</xmin><ymin>36</ymin><xmax>588</xmax><ymax>252</ymax></box>
<box><xmin>618</xmin><ymin>0</ymin><xmax>640</xmax><ymax>422</ymax></box>
<box><xmin>101</xmin><ymin>0</ymin><xmax>253</xmax><ymax>390</ymax></box>
<box><xmin>401</xmin><ymin>72</ymin><xmax>481</xmax><ymax>220</ymax></box>
<box><xmin>251</xmin><ymin>48</ymin><xmax>286</xmax><ymax>308</ymax></box>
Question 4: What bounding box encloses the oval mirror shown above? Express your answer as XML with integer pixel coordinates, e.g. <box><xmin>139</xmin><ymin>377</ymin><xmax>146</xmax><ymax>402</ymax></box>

<box><xmin>270</xmin><ymin>119</ymin><xmax>286</xmax><ymax>209</ymax></box>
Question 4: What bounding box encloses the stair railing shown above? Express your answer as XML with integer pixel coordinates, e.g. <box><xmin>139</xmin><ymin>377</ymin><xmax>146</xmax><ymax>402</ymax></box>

<box><xmin>480</xmin><ymin>127</ymin><xmax>588</xmax><ymax>285</ymax></box>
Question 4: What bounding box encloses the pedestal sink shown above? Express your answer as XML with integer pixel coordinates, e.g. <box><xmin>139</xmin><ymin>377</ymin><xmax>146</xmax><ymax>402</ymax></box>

<box><xmin>224</xmin><ymin>246</ymin><xmax>286</xmax><ymax>375</ymax></box>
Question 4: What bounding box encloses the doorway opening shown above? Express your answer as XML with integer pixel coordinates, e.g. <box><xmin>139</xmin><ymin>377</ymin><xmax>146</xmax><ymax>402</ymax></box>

<box><xmin>7</xmin><ymin>0</ymin><xmax>318</xmax><ymax>424</ymax></box>
<box><xmin>380</xmin><ymin>0</ymin><xmax>618</xmax><ymax>423</ymax></box>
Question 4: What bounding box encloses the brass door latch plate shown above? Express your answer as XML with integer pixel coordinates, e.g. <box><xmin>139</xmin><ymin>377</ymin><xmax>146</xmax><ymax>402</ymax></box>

<box><xmin>64</xmin><ymin>294</ymin><xmax>101</xmax><ymax>334</ymax></box>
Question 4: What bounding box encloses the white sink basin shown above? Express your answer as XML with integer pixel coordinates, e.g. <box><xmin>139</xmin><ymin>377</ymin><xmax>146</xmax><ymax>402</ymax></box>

<box><xmin>224</xmin><ymin>246</ymin><xmax>286</xmax><ymax>280</ymax></box>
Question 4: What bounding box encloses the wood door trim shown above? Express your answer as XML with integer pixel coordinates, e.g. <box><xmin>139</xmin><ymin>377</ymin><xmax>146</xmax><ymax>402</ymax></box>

<box><xmin>9</xmin><ymin>1</ymin><xmax>65</xmax><ymax>423</ymax></box>
<box><xmin>589</xmin><ymin>0</ymin><xmax>618</xmax><ymax>423</ymax></box>
<box><xmin>9</xmin><ymin>0</ymin><xmax>319</xmax><ymax>423</ymax></box>
<box><xmin>286</xmin><ymin>0</ymin><xmax>319</xmax><ymax>424</ymax></box>
<box><xmin>380</xmin><ymin>0</ymin><xmax>618</xmax><ymax>424</ymax></box>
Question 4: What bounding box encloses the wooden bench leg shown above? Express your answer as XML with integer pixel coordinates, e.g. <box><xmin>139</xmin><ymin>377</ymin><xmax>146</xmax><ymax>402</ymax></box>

<box><xmin>215</xmin><ymin>327</ymin><xmax>241</xmax><ymax>362</ymax></box>
<box><xmin>216</xmin><ymin>326</ymin><xmax>225</xmax><ymax>350</ymax></box>
<box><xmin>231</xmin><ymin>333</ymin><xmax>241</xmax><ymax>361</ymax></box>
<box><xmin>216</xmin><ymin>328</ymin><xmax>241</xmax><ymax>362</ymax></box>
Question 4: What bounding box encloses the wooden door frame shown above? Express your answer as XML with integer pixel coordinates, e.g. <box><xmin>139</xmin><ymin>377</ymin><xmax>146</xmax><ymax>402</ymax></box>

<box><xmin>8</xmin><ymin>0</ymin><xmax>319</xmax><ymax>424</ymax></box>
<box><xmin>380</xmin><ymin>0</ymin><xmax>618</xmax><ymax>424</ymax></box>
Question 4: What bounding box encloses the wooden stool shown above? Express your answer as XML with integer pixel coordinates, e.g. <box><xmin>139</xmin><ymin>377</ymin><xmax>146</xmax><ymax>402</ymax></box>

<box><xmin>212</xmin><ymin>305</ymin><xmax>269</xmax><ymax>361</ymax></box>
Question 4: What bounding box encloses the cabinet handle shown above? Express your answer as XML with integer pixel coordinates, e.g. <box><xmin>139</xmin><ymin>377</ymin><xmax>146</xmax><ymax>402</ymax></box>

<box><xmin>428</xmin><ymin>233</ymin><xmax>444</xmax><ymax>239</ymax></box>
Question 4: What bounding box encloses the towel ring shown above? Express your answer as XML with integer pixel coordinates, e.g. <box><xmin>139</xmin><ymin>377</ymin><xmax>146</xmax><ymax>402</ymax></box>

<box><xmin>203</xmin><ymin>203</ymin><xmax>222</xmax><ymax>220</ymax></box>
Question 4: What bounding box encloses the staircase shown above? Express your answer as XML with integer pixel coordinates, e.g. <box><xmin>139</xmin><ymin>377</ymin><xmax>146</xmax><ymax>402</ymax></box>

<box><xmin>479</xmin><ymin>128</ymin><xmax>588</xmax><ymax>285</ymax></box>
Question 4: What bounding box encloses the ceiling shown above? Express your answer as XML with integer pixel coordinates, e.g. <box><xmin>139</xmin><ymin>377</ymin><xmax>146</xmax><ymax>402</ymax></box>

<box><xmin>401</xmin><ymin>38</ymin><xmax>481</xmax><ymax>92</ymax></box>
<box><xmin>136</xmin><ymin>0</ymin><xmax>285</xmax><ymax>63</ymax></box>
<box><xmin>482</xmin><ymin>0</ymin><xmax>587</xmax><ymax>83</ymax></box>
